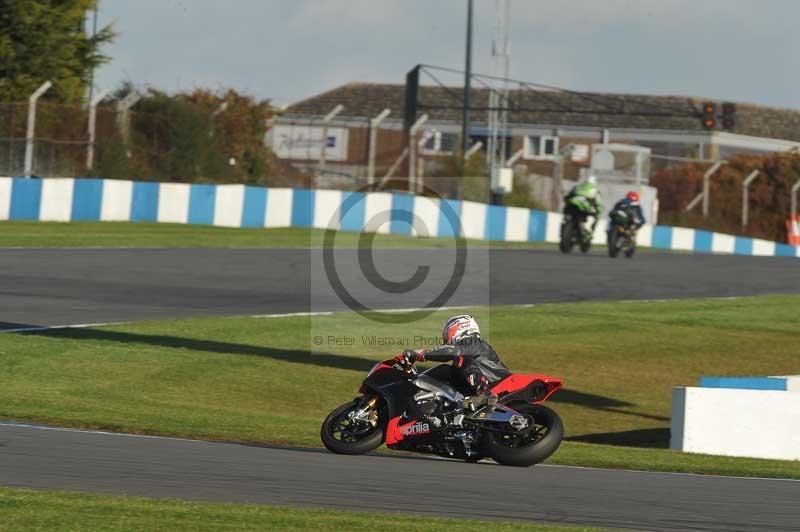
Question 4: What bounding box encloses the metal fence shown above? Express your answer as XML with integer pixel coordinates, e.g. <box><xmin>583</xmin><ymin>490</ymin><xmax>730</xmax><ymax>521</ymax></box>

<box><xmin>0</xmin><ymin>97</ymin><xmax>293</xmax><ymax>187</ymax></box>
<box><xmin>0</xmin><ymin>100</ymin><xmax>138</xmax><ymax>178</ymax></box>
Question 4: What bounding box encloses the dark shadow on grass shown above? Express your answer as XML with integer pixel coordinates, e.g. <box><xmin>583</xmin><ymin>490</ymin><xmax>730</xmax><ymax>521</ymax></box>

<box><xmin>550</xmin><ymin>389</ymin><xmax>670</xmax><ymax>423</ymax></box>
<box><xmin>550</xmin><ymin>389</ymin><xmax>634</xmax><ymax>409</ymax></box>
<box><xmin>566</xmin><ymin>428</ymin><xmax>670</xmax><ymax>449</ymax></box>
<box><xmin>25</xmin><ymin>328</ymin><xmax>376</xmax><ymax>373</ymax></box>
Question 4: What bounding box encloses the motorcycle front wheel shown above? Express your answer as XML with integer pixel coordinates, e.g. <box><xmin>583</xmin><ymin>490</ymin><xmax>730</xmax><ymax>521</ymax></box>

<box><xmin>320</xmin><ymin>399</ymin><xmax>384</xmax><ymax>455</ymax></box>
<box><xmin>559</xmin><ymin>222</ymin><xmax>575</xmax><ymax>254</ymax></box>
<box><xmin>608</xmin><ymin>226</ymin><xmax>620</xmax><ymax>258</ymax></box>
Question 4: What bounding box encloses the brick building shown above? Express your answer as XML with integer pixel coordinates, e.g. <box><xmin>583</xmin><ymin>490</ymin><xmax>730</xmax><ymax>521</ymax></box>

<box><xmin>271</xmin><ymin>82</ymin><xmax>800</xmax><ymax>196</ymax></box>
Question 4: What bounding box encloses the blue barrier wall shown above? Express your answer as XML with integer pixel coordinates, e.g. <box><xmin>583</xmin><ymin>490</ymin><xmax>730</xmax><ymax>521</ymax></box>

<box><xmin>0</xmin><ymin>176</ymin><xmax>797</xmax><ymax>258</ymax></box>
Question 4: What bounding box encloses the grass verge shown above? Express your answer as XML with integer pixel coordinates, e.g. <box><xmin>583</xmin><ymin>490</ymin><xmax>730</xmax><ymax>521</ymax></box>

<box><xmin>0</xmin><ymin>221</ymin><xmax>555</xmax><ymax>248</ymax></box>
<box><xmin>1</xmin><ymin>296</ymin><xmax>799</xmax><ymax>478</ymax></box>
<box><xmin>0</xmin><ymin>487</ymin><xmax>610</xmax><ymax>532</ymax></box>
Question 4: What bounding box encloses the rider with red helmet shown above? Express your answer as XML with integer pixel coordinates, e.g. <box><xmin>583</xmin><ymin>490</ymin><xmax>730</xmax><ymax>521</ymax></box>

<box><xmin>609</xmin><ymin>191</ymin><xmax>646</xmax><ymax>232</ymax></box>
<box><xmin>395</xmin><ymin>314</ymin><xmax>510</xmax><ymax>395</ymax></box>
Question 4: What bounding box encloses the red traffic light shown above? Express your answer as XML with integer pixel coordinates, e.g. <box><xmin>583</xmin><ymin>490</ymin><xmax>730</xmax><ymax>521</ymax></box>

<box><xmin>722</xmin><ymin>102</ymin><xmax>736</xmax><ymax>115</ymax></box>
<box><xmin>701</xmin><ymin>102</ymin><xmax>717</xmax><ymax>129</ymax></box>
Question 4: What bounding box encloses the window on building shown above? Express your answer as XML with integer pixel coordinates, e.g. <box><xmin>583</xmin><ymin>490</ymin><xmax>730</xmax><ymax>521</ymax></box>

<box><xmin>421</xmin><ymin>131</ymin><xmax>458</xmax><ymax>155</ymax></box>
<box><xmin>439</xmin><ymin>132</ymin><xmax>458</xmax><ymax>154</ymax></box>
<box><xmin>523</xmin><ymin>135</ymin><xmax>559</xmax><ymax>159</ymax></box>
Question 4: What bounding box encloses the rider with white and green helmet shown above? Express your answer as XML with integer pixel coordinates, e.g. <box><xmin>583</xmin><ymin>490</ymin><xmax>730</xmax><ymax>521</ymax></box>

<box><xmin>563</xmin><ymin>175</ymin><xmax>603</xmax><ymax>235</ymax></box>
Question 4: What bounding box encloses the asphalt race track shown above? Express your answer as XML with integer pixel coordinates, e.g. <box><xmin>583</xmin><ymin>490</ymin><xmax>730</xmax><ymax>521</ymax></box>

<box><xmin>0</xmin><ymin>248</ymin><xmax>798</xmax><ymax>329</ymax></box>
<box><xmin>2</xmin><ymin>247</ymin><xmax>800</xmax><ymax>531</ymax></box>
<box><xmin>1</xmin><ymin>423</ymin><xmax>799</xmax><ymax>532</ymax></box>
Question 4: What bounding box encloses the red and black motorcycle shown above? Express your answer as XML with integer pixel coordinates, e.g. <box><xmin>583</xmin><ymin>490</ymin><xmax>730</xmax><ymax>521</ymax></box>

<box><xmin>320</xmin><ymin>357</ymin><xmax>564</xmax><ymax>466</ymax></box>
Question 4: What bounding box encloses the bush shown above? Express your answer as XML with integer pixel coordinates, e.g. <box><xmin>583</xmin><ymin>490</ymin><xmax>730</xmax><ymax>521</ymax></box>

<box><xmin>503</xmin><ymin>175</ymin><xmax>547</xmax><ymax>211</ymax></box>
<box><xmin>95</xmin><ymin>86</ymin><xmax>275</xmax><ymax>185</ymax></box>
<box><xmin>651</xmin><ymin>151</ymin><xmax>800</xmax><ymax>242</ymax></box>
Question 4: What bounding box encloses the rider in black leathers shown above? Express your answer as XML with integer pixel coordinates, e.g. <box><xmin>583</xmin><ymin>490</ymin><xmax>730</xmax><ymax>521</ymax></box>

<box><xmin>609</xmin><ymin>191</ymin><xmax>646</xmax><ymax>233</ymax></box>
<box><xmin>396</xmin><ymin>314</ymin><xmax>511</xmax><ymax>395</ymax></box>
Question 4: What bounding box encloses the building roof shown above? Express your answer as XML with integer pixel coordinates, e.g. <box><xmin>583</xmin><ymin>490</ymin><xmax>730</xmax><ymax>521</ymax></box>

<box><xmin>285</xmin><ymin>83</ymin><xmax>800</xmax><ymax>142</ymax></box>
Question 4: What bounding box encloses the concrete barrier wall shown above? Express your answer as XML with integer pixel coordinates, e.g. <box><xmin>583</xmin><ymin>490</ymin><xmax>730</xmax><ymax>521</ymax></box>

<box><xmin>1</xmin><ymin>176</ymin><xmax>798</xmax><ymax>257</ymax></box>
<box><xmin>671</xmin><ymin>386</ymin><xmax>800</xmax><ymax>460</ymax></box>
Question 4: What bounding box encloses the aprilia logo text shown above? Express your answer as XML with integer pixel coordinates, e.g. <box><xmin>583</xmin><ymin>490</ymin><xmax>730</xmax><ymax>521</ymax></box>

<box><xmin>401</xmin><ymin>422</ymin><xmax>430</xmax><ymax>436</ymax></box>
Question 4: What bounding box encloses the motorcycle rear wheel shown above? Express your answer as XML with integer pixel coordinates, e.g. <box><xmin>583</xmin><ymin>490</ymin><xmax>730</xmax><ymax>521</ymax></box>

<box><xmin>320</xmin><ymin>399</ymin><xmax>384</xmax><ymax>455</ymax></box>
<box><xmin>483</xmin><ymin>404</ymin><xmax>563</xmax><ymax>467</ymax></box>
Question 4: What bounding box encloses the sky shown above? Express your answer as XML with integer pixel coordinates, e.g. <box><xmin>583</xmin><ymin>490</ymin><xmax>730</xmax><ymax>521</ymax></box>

<box><xmin>94</xmin><ymin>0</ymin><xmax>800</xmax><ymax>110</ymax></box>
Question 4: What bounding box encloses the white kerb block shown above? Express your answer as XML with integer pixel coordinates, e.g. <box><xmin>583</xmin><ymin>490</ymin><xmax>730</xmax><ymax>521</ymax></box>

<box><xmin>39</xmin><ymin>178</ymin><xmax>74</xmax><ymax>222</ymax></box>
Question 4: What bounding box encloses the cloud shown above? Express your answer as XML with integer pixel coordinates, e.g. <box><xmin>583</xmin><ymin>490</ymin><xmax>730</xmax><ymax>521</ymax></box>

<box><xmin>94</xmin><ymin>0</ymin><xmax>800</xmax><ymax>109</ymax></box>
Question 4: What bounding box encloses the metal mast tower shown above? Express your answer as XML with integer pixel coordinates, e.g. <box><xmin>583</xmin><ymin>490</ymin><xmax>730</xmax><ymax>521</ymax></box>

<box><xmin>487</xmin><ymin>0</ymin><xmax>511</xmax><ymax>183</ymax></box>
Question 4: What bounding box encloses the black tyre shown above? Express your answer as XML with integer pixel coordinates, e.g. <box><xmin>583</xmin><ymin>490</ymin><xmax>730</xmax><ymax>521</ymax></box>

<box><xmin>320</xmin><ymin>399</ymin><xmax>384</xmax><ymax>455</ymax></box>
<box><xmin>483</xmin><ymin>404</ymin><xmax>564</xmax><ymax>467</ymax></box>
<box><xmin>607</xmin><ymin>227</ymin><xmax>620</xmax><ymax>258</ymax></box>
<box><xmin>625</xmin><ymin>239</ymin><xmax>636</xmax><ymax>258</ymax></box>
<box><xmin>559</xmin><ymin>222</ymin><xmax>574</xmax><ymax>254</ymax></box>
<box><xmin>579</xmin><ymin>233</ymin><xmax>592</xmax><ymax>253</ymax></box>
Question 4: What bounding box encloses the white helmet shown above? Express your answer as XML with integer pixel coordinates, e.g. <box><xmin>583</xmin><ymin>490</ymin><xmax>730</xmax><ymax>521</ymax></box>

<box><xmin>586</xmin><ymin>174</ymin><xmax>597</xmax><ymax>185</ymax></box>
<box><xmin>442</xmin><ymin>314</ymin><xmax>480</xmax><ymax>345</ymax></box>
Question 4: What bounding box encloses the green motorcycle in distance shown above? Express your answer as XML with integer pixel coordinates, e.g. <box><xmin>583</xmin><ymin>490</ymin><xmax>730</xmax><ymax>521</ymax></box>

<box><xmin>560</xmin><ymin>193</ymin><xmax>597</xmax><ymax>254</ymax></box>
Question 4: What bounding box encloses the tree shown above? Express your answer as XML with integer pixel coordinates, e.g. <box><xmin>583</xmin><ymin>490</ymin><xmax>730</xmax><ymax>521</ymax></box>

<box><xmin>94</xmin><ymin>86</ymin><xmax>275</xmax><ymax>185</ymax></box>
<box><xmin>0</xmin><ymin>0</ymin><xmax>115</xmax><ymax>103</ymax></box>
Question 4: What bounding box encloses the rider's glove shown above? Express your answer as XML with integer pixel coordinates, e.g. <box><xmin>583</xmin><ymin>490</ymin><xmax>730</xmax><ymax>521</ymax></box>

<box><xmin>394</xmin><ymin>349</ymin><xmax>421</xmax><ymax>367</ymax></box>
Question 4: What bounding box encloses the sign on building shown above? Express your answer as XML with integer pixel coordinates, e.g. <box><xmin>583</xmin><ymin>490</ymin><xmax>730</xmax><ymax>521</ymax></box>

<box><xmin>271</xmin><ymin>125</ymin><xmax>349</xmax><ymax>161</ymax></box>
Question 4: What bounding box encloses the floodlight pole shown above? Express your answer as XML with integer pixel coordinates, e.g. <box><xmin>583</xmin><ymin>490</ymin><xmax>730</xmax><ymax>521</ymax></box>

<box><xmin>461</xmin><ymin>0</ymin><xmax>473</xmax><ymax>162</ymax></box>
<box><xmin>318</xmin><ymin>104</ymin><xmax>343</xmax><ymax>184</ymax></box>
<box><xmin>86</xmin><ymin>89</ymin><xmax>108</xmax><ymax>170</ymax></box>
<box><xmin>741</xmin><ymin>169</ymin><xmax>759</xmax><ymax>227</ymax></box>
<box><xmin>367</xmin><ymin>108</ymin><xmax>391</xmax><ymax>184</ymax></box>
<box><xmin>24</xmin><ymin>80</ymin><xmax>52</xmax><ymax>177</ymax></box>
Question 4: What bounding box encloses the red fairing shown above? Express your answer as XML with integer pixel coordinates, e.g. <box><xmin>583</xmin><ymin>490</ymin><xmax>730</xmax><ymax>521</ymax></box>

<box><xmin>385</xmin><ymin>416</ymin><xmax>432</xmax><ymax>445</ymax></box>
<box><xmin>386</xmin><ymin>416</ymin><xmax>404</xmax><ymax>445</ymax></box>
<box><xmin>372</xmin><ymin>361</ymin><xmax>396</xmax><ymax>373</ymax></box>
<box><xmin>491</xmin><ymin>373</ymin><xmax>563</xmax><ymax>403</ymax></box>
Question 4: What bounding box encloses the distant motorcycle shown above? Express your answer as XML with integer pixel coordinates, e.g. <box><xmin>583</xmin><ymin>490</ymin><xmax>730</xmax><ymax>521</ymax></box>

<box><xmin>607</xmin><ymin>210</ymin><xmax>637</xmax><ymax>258</ymax></box>
<box><xmin>321</xmin><ymin>356</ymin><xmax>564</xmax><ymax>467</ymax></box>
